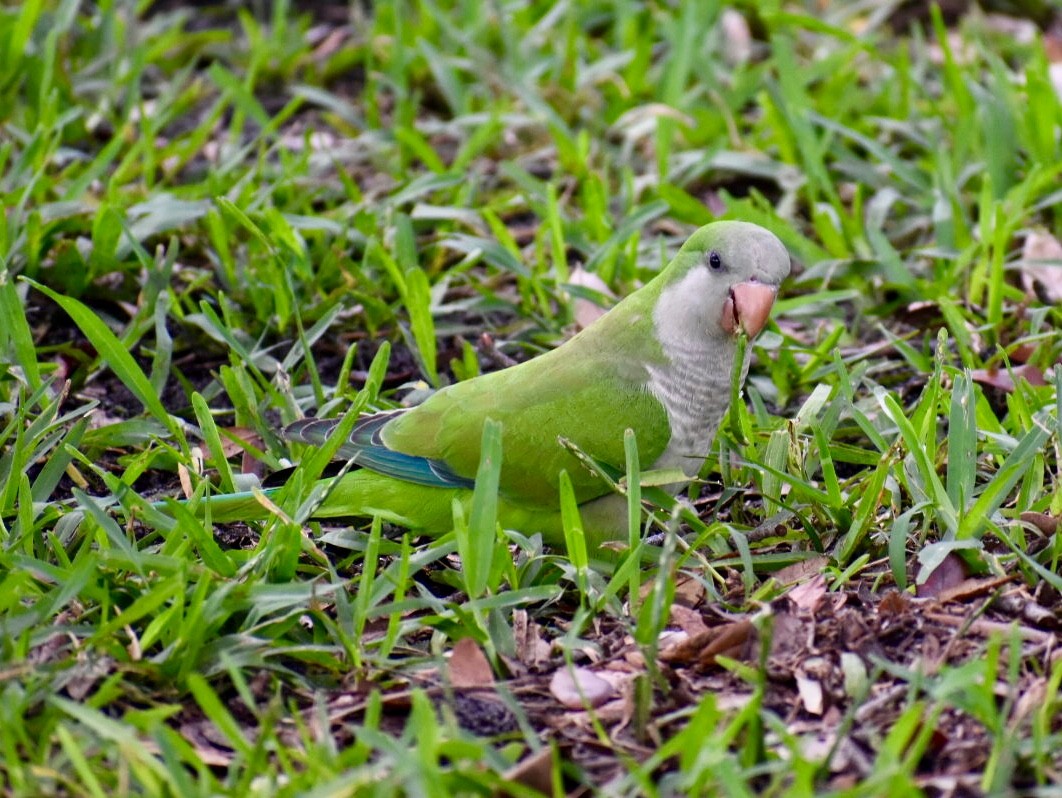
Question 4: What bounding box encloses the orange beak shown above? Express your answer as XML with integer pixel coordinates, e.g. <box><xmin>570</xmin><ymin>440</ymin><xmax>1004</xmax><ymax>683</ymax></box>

<box><xmin>721</xmin><ymin>282</ymin><xmax>778</xmax><ymax>337</ymax></box>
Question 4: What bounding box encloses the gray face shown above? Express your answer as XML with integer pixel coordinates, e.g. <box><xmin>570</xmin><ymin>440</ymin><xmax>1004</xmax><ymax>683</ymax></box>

<box><xmin>657</xmin><ymin>222</ymin><xmax>791</xmax><ymax>344</ymax></box>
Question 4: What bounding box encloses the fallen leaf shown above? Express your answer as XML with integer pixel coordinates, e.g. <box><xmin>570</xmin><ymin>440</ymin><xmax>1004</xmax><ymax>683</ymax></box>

<box><xmin>840</xmin><ymin>652</ymin><xmax>868</xmax><ymax>697</ymax></box>
<box><xmin>660</xmin><ymin>620</ymin><xmax>756</xmax><ymax>669</ymax></box>
<box><xmin>1010</xmin><ymin>677</ymin><xmax>1047</xmax><ymax>728</ymax></box>
<box><xmin>179</xmin><ymin>720</ymin><xmax>239</xmax><ymax>767</ymax></box>
<box><xmin>768</xmin><ymin>611</ymin><xmax>810</xmax><ymax>662</ymax></box>
<box><xmin>774</xmin><ymin>555</ymin><xmax>830</xmax><ymax>586</ymax></box>
<box><xmin>502</xmin><ymin>747</ymin><xmax>556</xmax><ymax>798</ymax></box>
<box><xmin>512</xmin><ymin>610</ymin><xmax>551</xmax><ymax>668</ymax></box>
<box><xmin>449</xmin><ymin>638</ymin><xmax>494</xmax><ymax>688</ymax></box>
<box><xmin>549</xmin><ymin>666</ymin><xmax>614</xmax><ymax>709</ymax></box>
<box><xmin>1007</xmin><ymin>343</ymin><xmax>1037</xmax><ymax>364</ymax></box>
<box><xmin>567</xmin><ymin>267</ymin><xmax>614</xmax><ymax>329</ymax></box>
<box><xmin>919</xmin><ymin>632</ymin><xmax>945</xmax><ymax>675</ymax></box>
<box><xmin>698</xmin><ymin>620</ymin><xmax>755</xmax><ymax>669</ymax></box>
<box><xmin>971</xmin><ymin>364</ymin><xmax>1046</xmax><ymax>393</ymax></box>
<box><xmin>178</xmin><ymin>461</ymin><xmax>193</xmax><ymax>500</ymax></box>
<box><xmin>917</xmin><ymin>552</ymin><xmax>967</xmax><ymax>599</ymax></box>
<box><xmin>937</xmin><ymin>574</ymin><xmax>1015</xmax><ymax>604</ymax></box>
<box><xmin>787</xmin><ymin>574</ymin><xmax>827</xmax><ymax>614</ymax></box>
<box><xmin>1020</xmin><ymin>511</ymin><xmax>1060</xmax><ymax>535</ymax></box>
<box><xmin>1020</xmin><ymin>229</ymin><xmax>1062</xmax><ymax>303</ymax></box>
<box><xmin>878</xmin><ymin>590</ymin><xmax>910</xmax><ymax>616</ymax></box>
<box><xmin>311</xmin><ymin>25</ymin><xmax>351</xmax><ymax>61</ymax></box>
<box><xmin>720</xmin><ymin>8</ymin><xmax>752</xmax><ymax>66</ymax></box>
<box><xmin>796</xmin><ymin>673</ymin><xmax>825</xmax><ymax>715</ymax></box>
<box><xmin>669</xmin><ymin>604</ymin><xmax>709</xmax><ymax>636</ymax></box>
<box><xmin>672</xmin><ymin>574</ymin><xmax>706</xmax><ymax>607</ymax></box>
<box><xmin>220</xmin><ymin>426</ymin><xmax>262</xmax><ymax>459</ymax></box>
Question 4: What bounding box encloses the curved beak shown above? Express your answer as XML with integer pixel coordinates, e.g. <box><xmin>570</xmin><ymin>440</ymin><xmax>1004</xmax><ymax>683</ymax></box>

<box><xmin>721</xmin><ymin>282</ymin><xmax>778</xmax><ymax>337</ymax></box>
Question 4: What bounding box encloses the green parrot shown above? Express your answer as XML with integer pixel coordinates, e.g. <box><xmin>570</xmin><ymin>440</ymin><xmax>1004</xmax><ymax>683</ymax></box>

<box><xmin>179</xmin><ymin>221</ymin><xmax>790</xmax><ymax>557</ymax></box>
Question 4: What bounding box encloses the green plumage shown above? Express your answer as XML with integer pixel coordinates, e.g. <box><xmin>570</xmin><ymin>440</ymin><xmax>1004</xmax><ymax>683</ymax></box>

<box><xmin>175</xmin><ymin>221</ymin><xmax>791</xmax><ymax>557</ymax></box>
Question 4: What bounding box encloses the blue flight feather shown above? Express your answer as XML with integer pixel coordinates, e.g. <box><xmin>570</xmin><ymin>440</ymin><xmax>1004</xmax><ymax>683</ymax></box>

<box><xmin>285</xmin><ymin>411</ymin><xmax>474</xmax><ymax>489</ymax></box>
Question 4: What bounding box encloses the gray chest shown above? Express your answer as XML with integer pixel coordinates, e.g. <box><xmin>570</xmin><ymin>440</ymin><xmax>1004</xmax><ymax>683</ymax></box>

<box><xmin>645</xmin><ymin>342</ymin><xmax>743</xmax><ymax>478</ymax></box>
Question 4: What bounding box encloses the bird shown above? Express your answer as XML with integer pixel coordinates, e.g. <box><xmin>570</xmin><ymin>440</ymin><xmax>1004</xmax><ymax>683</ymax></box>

<box><xmin>176</xmin><ymin>221</ymin><xmax>791</xmax><ymax>559</ymax></box>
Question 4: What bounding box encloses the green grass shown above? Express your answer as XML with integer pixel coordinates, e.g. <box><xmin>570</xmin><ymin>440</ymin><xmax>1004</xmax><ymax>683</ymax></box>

<box><xmin>2</xmin><ymin>1</ymin><xmax>1062</xmax><ymax>795</ymax></box>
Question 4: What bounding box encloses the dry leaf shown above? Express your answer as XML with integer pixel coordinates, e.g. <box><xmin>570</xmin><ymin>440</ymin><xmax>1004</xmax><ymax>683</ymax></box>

<box><xmin>1020</xmin><ymin>511</ymin><xmax>1060</xmax><ymax>535</ymax></box>
<box><xmin>878</xmin><ymin>590</ymin><xmax>910</xmax><ymax>616</ymax></box>
<box><xmin>513</xmin><ymin>610</ymin><xmax>551</xmax><ymax>668</ymax></box>
<box><xmin>774</xmin><ymin>555</ymin><xmax>829</xmax><ymax>586</ymax></box>
<box><xmin>1010</xmin><ymin>677</ymin><xmax>1047</xmax><ymax>728</ymax></box>
<box><xmin>768</xmin><ymin>611</ymin><xmax>810</xmax><ymax>662</ymax></box>
<box><xmin>502</xmin><ymin>747</ymin><xmax>556</xmax><ymax>797</ymax></box>
<box><xmin>567</xmin><ymin>267</ymin><xmax>613</xmax><ymax>329</ymax></box>
<box><xmin>1020</xmin><ymin>229</ymin><xmax>1062</xmax><ymax>303</ymax></box>
<box><xmin>937</xmin><ymin>574</ymin><xmax>1014</xmax><ymax>604</ymax></box>
<box><xmin>696</xmin><ymin>620</ymin><xmax>755</xmax><ymax>669</ymax></box>
<box><xmin>970</xmin><ymin>364</ymin><xmax>1046</xmax><ymax>393</ymax></box>
<box><xmin>796</xmin><ymin>673</ymin><xmax>825</xmax><ymax>715</ymax></box>
<box><xmin>787</xmin><ymin>574</ymin><xmax>827</xmax><ymax>614</ymax></box>
<box><xmin>549</xmin><ymin>666</ymin><xmax>614</xmax><ymax>709</ymax></box>
<box><xmin>672</xmin><ymin>575</ymin><xmax>706</xmax><ymax>607</ymax></box>
<box><xmin>669</xmin><ymin>604</ymin><xmax>709</xmax><ymax>636</ymax></box>
<box><xmin>220</xmin><ymin>426</ymin><xmax>261</xmax><ymax>459</ymax></box>
<box><xmin>449</xmin><ymin>638</ymin><xmax>494</xmax><ymax>688</ymax></box>
<box><xmin>179</xmin><ymin>720</ymin><xmax>238</xmax><ymax>767</ymax></box>
<box><xmin>1007</xmin><ymin>342</ymin><xmax>1037</xmax><ymax>364</ymax></box>
<box><xmin>840</xmin><ymin>652</ymin><xmax>868</xmax><ymax>697</ymax></box>
<box><xmin>720</xmin><ymin>8</ymin><xmax>752</xmax><ymax>66</ymax></box>
<box><xmin>917</xmin><ymin>552</ymin><xmax>967</xmax><ymax>599</ymax></box>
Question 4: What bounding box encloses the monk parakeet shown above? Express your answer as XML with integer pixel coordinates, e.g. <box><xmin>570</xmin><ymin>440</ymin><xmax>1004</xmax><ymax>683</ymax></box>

<box><xmin>179</xmin><ymin>221</ymin><xmax>790</xmax><ymax>555</ymax></box>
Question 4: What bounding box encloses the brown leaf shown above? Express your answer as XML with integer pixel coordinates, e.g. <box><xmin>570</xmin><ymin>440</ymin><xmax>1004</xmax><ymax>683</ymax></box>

<box><xmin>669</xmin><ymin>604</ymin><xmax>709</xmax><ymax>636</ymax></box>
<box><xmin>970</xmin><ymin>364</ymin><xmax>1046</xmax><ymax>393</ymax></box>
<box><xmin>1020</xmin><ymin>229</ymin><xmax>1062</xmax><ymax>303</ymax></box>
<box><xmin>768</xmin><ymin>611</ymin><xmax>810</xmax><ymax>662</ymax></box>
<box><xmin>549</xmin><ymin>666</ymin><xmax>615</xmax><ymax>709</ymax></box>
<box><xmin>179</xmin><ymin>720</ymin><xmax>238</xmax><ymax>767</ymax></box>
<box><xmin>774</xmin><ymin>555</ymin><xmax>829</xmax><ymax>586</ymax></box>
<box><xmin>512</xmin><ymin>610</ymin><xmax>551</xmax><ymax>668</ymax></box>
<box><xmin>917</xmin><ymin>552</ymin><xmax>968</xmax><ymax>599</ymax></box>
<box><xmin>878</xmin><ymin>590</ymin><xmax>910</xmax><ymax>616</ymax></box>
<box><xmin>1010</xmin><ymin>677</ymin><xmax>1047</xmax><ymax>729</ymax></box>
<box><xmin>449</xmin><ymin>638</ymin><xmax>494</xmax><ymax>688</ymax></box>
<box><xmin>787</xmin><ymin>574</ymin><xmax>827</xmax><ymax>614</ymax></box>
<box><xmin>937</xmin><ymin>574</ymin><xmax>1015</xmax><ymax>604</ymax></box>
<box><xmin>220</xmin><ymin>426</ymin><xmax>262</xmax><ymax>459</ymax></box>
<box><xmin>672</xmin><ymin>575</ymin><xmax>706</xmax><ymax>607</ymax></box>
<box><xmin>178</xmin><ymin>462</ymin><xmax>193</xmax><ymax>500</ymax></box>
<box><xmin>1020</xmin><ymin>511</ymin><xmax>1060</xmax><ymax>535</ymax></box>
<box><xmin>696</xmin><ymin>620</ymin><xmax>755</xmax><ymax>669</ymax></box>
<box><xmin>502</xmin><ymin>746</ymin><xmax>556</xmax><ymax>798</ymax></box>
<box><xmin>1007</xmin><ymin>343</ymin><xmax>1037</xmax><ymax>364</ymax></box>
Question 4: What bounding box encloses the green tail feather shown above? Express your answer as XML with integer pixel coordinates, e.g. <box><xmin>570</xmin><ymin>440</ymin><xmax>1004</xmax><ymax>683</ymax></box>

<box><xmin>159</xmin><ymin>470</ymin><xmax>631</xmax><ymax>561</ymax></box>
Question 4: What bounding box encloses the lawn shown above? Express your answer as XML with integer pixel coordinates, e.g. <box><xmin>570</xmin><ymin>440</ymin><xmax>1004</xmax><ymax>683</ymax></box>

<box><xmin>1</xmin><ymin>1</ymin><xmax>1061</xmax><ymax>795</ymax></box>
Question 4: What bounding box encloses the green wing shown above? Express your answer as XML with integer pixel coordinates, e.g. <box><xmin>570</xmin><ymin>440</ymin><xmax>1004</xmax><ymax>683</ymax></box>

<box><xmin>382</xmin><ymin>343</ymin><xmax>671</xmax><ymax>506</ymax></box>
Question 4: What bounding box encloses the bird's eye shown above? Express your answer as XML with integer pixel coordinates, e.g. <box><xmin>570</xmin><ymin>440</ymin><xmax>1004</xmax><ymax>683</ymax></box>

<box><xmin>708</xmin><ymin>251</ymin><xmax>722</xmax><ymax>271</ymax></box>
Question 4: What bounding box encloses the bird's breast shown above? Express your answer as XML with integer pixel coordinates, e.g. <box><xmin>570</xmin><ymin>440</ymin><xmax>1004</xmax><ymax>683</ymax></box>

<box><xmin>644</xmin><ymin>341</ymin><xmax>739</xmax><ymax>479</ymax></box>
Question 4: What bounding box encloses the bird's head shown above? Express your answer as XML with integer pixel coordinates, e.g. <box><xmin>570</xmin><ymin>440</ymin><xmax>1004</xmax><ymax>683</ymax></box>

<box><xmin>654</xmin><ymin>221</ymin><xmax>791</xmax><ymax>345</ymax></box>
